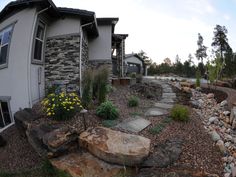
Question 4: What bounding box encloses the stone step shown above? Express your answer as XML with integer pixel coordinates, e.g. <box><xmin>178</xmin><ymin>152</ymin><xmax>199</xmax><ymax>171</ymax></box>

<box><xmin>145</xmin><ymin>107</ymin><xmax>169</xmax><ymax>116</ymax></box>
<box><xmin>116</xmin><ymin>117</ymin><xmax>151</xmax><ymax>133</ymax></box>
<box><xmin>79</xmin><ymin>127</ymin><xmax>151</xmax><ymax>166</ymax></box>
<box><xmin>160</xmin><ymin>98</ymin><xmax>175</xmax><ymax>104</ymax></box>
<box><xmin>154</xmin><ymin>102</ymin><xmax>174</xmax><ymax>109</ymax></box>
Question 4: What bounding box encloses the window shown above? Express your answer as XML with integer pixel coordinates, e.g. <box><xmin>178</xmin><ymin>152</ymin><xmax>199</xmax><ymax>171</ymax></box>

<box><xmin>0</xmin><ymin>26</ymin><xmax>13</xmax><ymax>68</ymax></box>
<box><xmin>32</xmin><ymin>21</ymin><xmax>45</xmax><ymax>63</ymax></box>
<box><xmin>0</xmin><ymin>101</ymin><xmax>12</xmax><ymax>128</ymax></box>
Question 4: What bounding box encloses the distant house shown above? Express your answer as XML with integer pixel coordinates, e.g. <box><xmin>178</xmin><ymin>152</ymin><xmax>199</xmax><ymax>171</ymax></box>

<box><xmin>0</xmin><ymin>0</ymin><xmax>128</xmax><ymax>131</ymax></box>
<box><xmin>124</xmin><ymin>53</ymin><xmax>147</xmax><ymax>76</ymax></box>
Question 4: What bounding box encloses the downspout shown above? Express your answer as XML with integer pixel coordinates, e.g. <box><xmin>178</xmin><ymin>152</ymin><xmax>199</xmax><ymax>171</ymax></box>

<box><xmin>27</xmin><ymin>6</ymin><xmax>51</xmax><ymax>108</ymax></box>
<box><xmin>121</xmin><ymin>39</ymin><xmax>124</xmax><ymax>77</ymax></box>
<box><xmin>79</xmin><ymin>21</ymin><xmax>94</xmax><ymax>96</ymax></box>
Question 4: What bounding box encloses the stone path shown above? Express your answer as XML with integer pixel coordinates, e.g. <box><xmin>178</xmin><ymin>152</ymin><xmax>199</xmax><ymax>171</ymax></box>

<box><xmin>116</xmin><ymin>79</ymin><xmax>176</xmax><ymax>133</ymax></box>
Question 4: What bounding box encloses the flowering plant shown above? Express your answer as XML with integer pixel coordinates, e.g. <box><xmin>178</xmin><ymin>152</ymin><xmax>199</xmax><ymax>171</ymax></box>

<box><xmin>41</xmin><ymin>92</ymin><xmax>83</xmax><ymax>120</ymax></box>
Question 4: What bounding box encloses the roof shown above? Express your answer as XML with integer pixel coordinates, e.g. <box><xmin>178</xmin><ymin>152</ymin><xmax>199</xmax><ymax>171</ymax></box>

<box><xmin>125</xmin><ymin>53</ymin><xmax>145</xmax><ymax>63</ymax></box>
<box><xmin>0</xmin><ymin>0</ymin><xmax>98</xmax><ymax>36</ymax></box>
<box><xmin>112</xmin><ymin>33</ymin><xmax>129</xmax><ymax>42</ymax></box>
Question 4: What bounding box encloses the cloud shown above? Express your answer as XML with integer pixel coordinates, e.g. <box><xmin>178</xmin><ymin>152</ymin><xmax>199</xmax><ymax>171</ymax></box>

<box><xmin>184</xmin><ymin>0</ymin><xmax>216</xmax><ymax>15</ymax></box>
<box><xmin>223</xmin><ymin>14</ymin><xmax>231</xmax><ymax>21</ymax></box>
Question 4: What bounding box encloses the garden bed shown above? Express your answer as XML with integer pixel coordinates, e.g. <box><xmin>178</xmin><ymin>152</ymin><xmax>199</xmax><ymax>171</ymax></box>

<box><xmin>0</xmin><ymin>82</ymin><xmax>224</xmax><ymax>176</ymax></box>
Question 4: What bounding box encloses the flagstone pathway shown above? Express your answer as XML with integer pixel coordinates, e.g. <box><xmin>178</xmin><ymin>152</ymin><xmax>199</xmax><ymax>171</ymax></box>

<box><xmin>116</xmin><ymin>80</ymin><xmax>176</xmax><ymax>133</ymax></box>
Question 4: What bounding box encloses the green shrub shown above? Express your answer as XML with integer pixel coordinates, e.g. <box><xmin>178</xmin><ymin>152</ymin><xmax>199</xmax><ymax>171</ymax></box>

<box><xmin>46</xmin><ymin>84</ymin><xmax>58</xmax><ymax>96</ymax></box>
<box><xmin>136</xmin><ymin>74</ymin><xmax>143</xmax><ymax>83</ymax></box>
<box><xmin>170</xmin><ymin>104</ymin><xmax>189</xmax><ymax>122</ymax></box>
<box><xmin>41</xmin><ymin>92</ymin><xmax>83</xmax><ymax>121</ymax></box>
<box><xmin>128</xmin><ymin>96</ymin><xmax>139</xmax><ymax>107</ymax></box>
<box><xmin>149</xmin><ymin>124</ymin><xmax>164</xmax><ymax>134</ymax></box>
<box><xmin>82</xmin><ymin>69</ymin><xmax>93</xmax><ymax>108</ymax></box>
<box><xmin>96</xmin><ymin>101</ymin><xmax>119</xmax><ymax>119</ymax></box>
<box><xmin>93</xmin><ymin>67</ymin><xmax>109</xmax><ymax>104</ymax></box>
<box><xmin>130</xmin><ymin>72</ymin><xmax>136</xmax><ymax>78</ymax></box>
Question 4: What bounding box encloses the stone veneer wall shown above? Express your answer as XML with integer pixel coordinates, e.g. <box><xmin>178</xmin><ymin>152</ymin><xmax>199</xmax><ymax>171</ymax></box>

<box><xmin>45</xmin><ymin>34</ymin><xmax>88</xmax><ymax>93</ymax></box>
<box><xmin>88</xmin><ymin>59</ymin><xmax>113</xmax><ymax>79</ymax></box>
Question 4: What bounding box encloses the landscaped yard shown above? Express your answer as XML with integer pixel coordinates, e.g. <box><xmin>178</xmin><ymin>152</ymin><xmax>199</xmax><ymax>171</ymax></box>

<box><xmin>1</xmin><ymin>78</ymin><xmax>235</xmax><ymax>177</ymax></box>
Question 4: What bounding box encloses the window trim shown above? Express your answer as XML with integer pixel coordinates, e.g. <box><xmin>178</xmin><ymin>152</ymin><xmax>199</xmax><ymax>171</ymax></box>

<box><xmin>31</xmin><ymin>19</ymin><xmax>46</xmax><ymax>65</ymax></box>
<box><xmin>0</xmin><ymin>96</ymin><xmax>13</xmax><ymax>130</ymax></box>
<box><xmin>0</xmin><ymin>22</ymin><xmax>16</xmax><ymax>70</ymax></box>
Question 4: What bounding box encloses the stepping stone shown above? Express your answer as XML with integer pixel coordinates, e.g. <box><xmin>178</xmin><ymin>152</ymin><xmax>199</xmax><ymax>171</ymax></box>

<box><xmin>79</xmin><ymin>127</ymin><xmax>150</xmax><ymax>166</ymax></box>
<box><xmin>163</xmin><ymin>88</ymin><xmax>173</xmax><ymax>93</ymax></box>
<box><xmin>145</xmin><ymin>107</ymin><xmax>168</xmax><ymax>116</ymax></box>
<box><xmin>162</xmin><ymin>93</ymin><xmax>176</xmax><ymax>99</ymax></box>
<box><xmin>116</xmin><ymin>117</ymin><xmax>151</xmax><ymax>133</ymax></box>
<box><xmin>160</xmin><ymin>98</ymin><xmax>175</xmax><ymax>104</ymax></box>
<box><xmin>51</xmin><ymin>152</ymin><xmax>134</xmax><ymax>177</ymax></box>
<box><xmin>154</xmin><ymin>102</ymin><xmax>173</xmax><ymax>109</ymax></box>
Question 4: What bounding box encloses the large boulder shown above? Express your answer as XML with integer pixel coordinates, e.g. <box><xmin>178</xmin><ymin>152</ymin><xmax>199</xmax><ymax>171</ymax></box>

<box><xmin>43</xmin><ymin>126</ymin><xmax>78</xmax><ymax>158</ymax></box>
<box><xmin>14</xmin><ymin>108</ymin><xmax>39</xmax><ymax>136</ymax></box>
<box><xmin>79</xmin><ymin>127</ymin><xmax>150</xmax><ymax>166</ymax></box>
<box><xmin>51</xmin><ymin>152</ymin><xmax>135</xmax><ymax>177</ymax></box>
<box><xmin>26</xmin><ymin>123</ymin><xmax>59</xmax><ymax>157</ymax></box>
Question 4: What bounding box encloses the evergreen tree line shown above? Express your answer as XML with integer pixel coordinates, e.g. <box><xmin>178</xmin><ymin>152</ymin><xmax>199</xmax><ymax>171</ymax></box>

<box><xmin>147</xmin><ymin>25</ymin><xmax>236</xmax><ymax>78</ymax></box>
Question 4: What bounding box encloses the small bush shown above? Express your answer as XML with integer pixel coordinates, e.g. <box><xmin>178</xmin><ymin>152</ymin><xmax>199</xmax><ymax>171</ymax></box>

<box><xmin>149</xmin><ymin>124</ymin><xmax>164</xmax><ymax>134</ymax></box>
<box><xmin>170</xmin><ymin>104</ymin><xmax>189</xmax><ymax>122</ymax></box>
<box><xmin>96</xmin><ymin>101</ymin><xmax>119</xmax><ymax>119</ymax></box>
<box><xmin>82</xmin><ymin>69</ymin><xmax>93</xmax><ymax>108</ymax></box>
<box><xmin>128</xmin><ymin>96</ymin><xmax>139</xmax><ymax>107</ymax></box>
<box><xmin>130</xmin><ymin>72</ymin><xmax>136</xmax><ymax>78</ymax></box>
<box><xmin>41</xmin><ymin>92</ymin><xmax>83</xmax><ymax>121</ymax></box>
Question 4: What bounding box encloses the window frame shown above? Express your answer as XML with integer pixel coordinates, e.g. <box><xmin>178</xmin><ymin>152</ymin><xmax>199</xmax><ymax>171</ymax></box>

<box><xmin>0</xmin><ymin>96</ymin><xmax>13</xmax><ymax>130</ymax></box>
<box><xmin>0</xmin><ymin>23</ymin><xmax>15</xmax><ymax>70</ymax></box>
<box><xmin>31</xmin><ymin>19</ymin><xmax>46</xmax><ymax>65</ymax></box>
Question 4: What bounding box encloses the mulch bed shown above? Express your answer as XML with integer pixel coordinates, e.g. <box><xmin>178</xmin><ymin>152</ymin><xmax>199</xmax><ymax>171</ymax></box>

<box><xmin>0</xmin><ymin>82</ymin><xmax>224</xmax><ymax>176</ymax></box>
<box><xmin>201</xmin><ymin>87</ymin><xmax>228</xmax><ymax>103</ymax></box>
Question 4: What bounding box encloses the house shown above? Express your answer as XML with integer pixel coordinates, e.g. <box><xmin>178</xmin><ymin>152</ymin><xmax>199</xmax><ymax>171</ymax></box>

<box><xmin>0</xmin><ymin>0</ymin><xmax>128</xmax><ymax>131</ymax></box>
<box><xmin>124</xmin><ymin>53</ymin><xmax>147</xmax><ymax>76</ymax></box>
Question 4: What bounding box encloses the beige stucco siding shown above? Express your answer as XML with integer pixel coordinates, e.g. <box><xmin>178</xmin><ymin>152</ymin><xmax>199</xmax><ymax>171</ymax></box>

<box><xmin>0</xmin><ymin>8</ymin><xmax>37</xmax><ymax>115</ymax></box>
<box><xmin>88</xmin><ymin>25</ymin><xmax>112</xmax><ymax>60</ymax></box>
<box><xmin>46</xmin><ymin>16</ymin><xmax>81</xmax><ymax>37</ymax></box>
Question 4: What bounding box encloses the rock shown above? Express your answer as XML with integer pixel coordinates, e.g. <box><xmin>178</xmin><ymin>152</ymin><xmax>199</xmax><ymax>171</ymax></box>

<box><xmin>0</xmin><ymin>135</ymin><xmax>6</xmax><ymax>147</ymax></box>
<box><xmin>223</xmin><ymin>111</ymin><xmax>231</xmax><ymax>116</ymax></box>
<box><xmin>190</xmin><ymin>100</ymin><xmax>201</xmax><ymax>109</ymax></box>
<box><xmin>142</xmin><ymin>138</ymin><xmax>183</xmax><ymax>168</ymax></box>
<box><xmin>26</xmin><ymin>123</ymin><xmax>59</xmax><ymax>157</ymax></box>
<box><xmin>232</xmin><ymin>119</ymin><xmax>236</xmax><ymax>130</ymax></box>
<box><xmin>51</xmin><ymin>152</ymin><xmax>134</xmax><ymax>177</ymax></box>
<box><xmin>180</xmin><ymin>81</ymin><xmax>194</xmax><ymax>88</ymax></box>
<box><xmin>224</xmin><ymin>173</ymin><xmax>231</xmax><ymax>177</ymax></box>
<box><xmin>14</xmin><ymin>108</ymin><xmax>39</xmax><ymax>136</ymax></box>
<box><xmin>232</xmin><ymin>166</ymin><xmax>236</xmax><ymax>177</ymax></box>
<box><xmin>79</xmin><ymin>127</ymin><xmax>150</xmax><ymax>166</ymax></box>
<box><xmin>221</xmin><ymin>100</ymin><xmax>228</xmax><ymax>107</ymax></box>
<box><xmin>216</xmin><ymin>140</ymin><xmax>226</xmax><ymax>153</ymax></box>
<box><xmin>210</xmin><ymin>131</ymin><xmax>221</xmax><ymax>142</ymax></box>
<box><xmin>182</xmin><ymin>86</ymin><xmax>191</xmax><ymax>93</ymax></box>
<box><xmin>209</xmin><ymin>117</ymin><xmax>218</xmax><ymax>124</ymax></box>
<box><xmin>207</xmin><ymin>93</ymin><xmax>214</xmax><ymax>99</ymax></box>
<box><xmin>230</xmin><ymin>107</ymin><xmax>236</xmax><ymax>124</ymax></box>
<box><xmin>43</xmin><ymin>126</ymin><xmax>78</xmax><ymax>158</ymax></box>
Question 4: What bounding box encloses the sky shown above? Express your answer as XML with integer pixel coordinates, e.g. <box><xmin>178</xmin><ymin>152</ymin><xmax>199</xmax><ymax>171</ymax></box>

<box><xmin>1</xmin><ymin>0</ymin><xmax>236</xmax><ymax>64</ymax></box>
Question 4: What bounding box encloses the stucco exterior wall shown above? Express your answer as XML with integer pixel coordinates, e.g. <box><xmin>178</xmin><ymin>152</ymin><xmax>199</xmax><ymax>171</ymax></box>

<box><xmin>46</xmin><ymin>16</ymin><xmax>81</xmax><ymax>38</ymax></box>
<box><xmin>88</xmin><ymin>25</ymin><xmax>112</xmax><ymax>60</ymax></box>
<box><xmin>0</xmin><ymin>8</ymin><xmax>37</xmax><ymax>115</ymax></box>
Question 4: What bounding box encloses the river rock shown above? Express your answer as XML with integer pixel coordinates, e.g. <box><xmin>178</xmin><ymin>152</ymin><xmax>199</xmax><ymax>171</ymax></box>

<box><xmin>230</xmin><ymin>107</ymin><xmax>236</xmax><ymax>124</ymax></box>
<box><xmin>209</xmin><ymin>117</ymin><xmax>218</xmax><ymax>124</ymax></box>
<box><xmin>216</xmin><ymin>140</ymin><xmax>226</xmax><ymax>153</ymax></box>
<box><xmin>232</xmin><ymin>166</ymin><xmax>236</xmax><ymax>177</ymax></box>
<box><xmin>221</xmin><ymin>100</ymin><xmax>228</xmax><ymax>107</ymax></box>
<box><xmin>207</xmin><ymin>93</ymin><xmax>214</xmax><ymax>99</ymax></box>
<box><xmin>210</xmin><ymin>131</ymin><xmax>221</xmax><ymax>142</ymax></box>
<box><xmin>223</xmin><ymin>111</ymin><xmax>231</xmax><ymax>116</ymax></box>
<box><xmin>51</xmin><ymin>152</ymin><xmax>134</xmax><ymax>177</ymax></box>
<box><xmin>79</xmin><ymin>127</ymin><xmax>150</xmax><ymax>166</ymax></box>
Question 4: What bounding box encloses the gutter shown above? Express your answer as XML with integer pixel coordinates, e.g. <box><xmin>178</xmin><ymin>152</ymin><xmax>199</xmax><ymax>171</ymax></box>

<box><xmin>27</xmin><ymin>6</ymin><xmax>51</xmax><ymax>108</ymax></box>
<box><xmin>79</xmin><ymin>21</ymin><xmax>94</xmax><ymax>97</ymax></box>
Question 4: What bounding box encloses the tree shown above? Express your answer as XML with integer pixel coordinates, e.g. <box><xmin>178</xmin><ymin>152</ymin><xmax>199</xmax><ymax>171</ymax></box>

<box><xmin>164</xmin><ymin>57</ymin><xmax>172</xmax><ymax>66</ymax></box>
<box><xmin>195</xmin><ymin>33</ymin><xmax>207</xmax><ymax>63</ymax></box>
<box><xmin>211</xmin><ymin>25</ymin><xmax>231</xmax><ymax>63</ymax></box>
